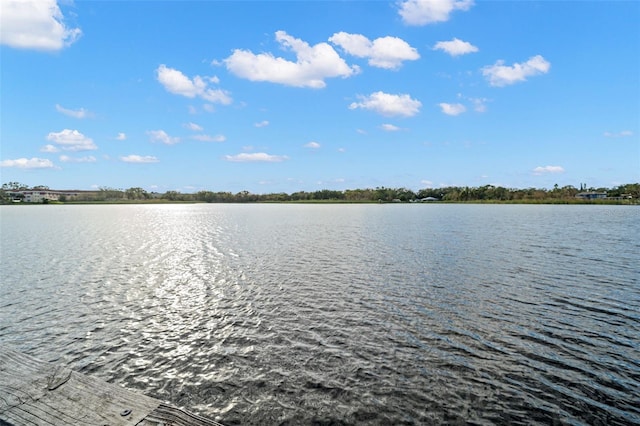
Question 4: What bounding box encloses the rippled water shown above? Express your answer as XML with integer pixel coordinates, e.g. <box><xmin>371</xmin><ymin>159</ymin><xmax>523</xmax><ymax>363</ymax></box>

<box><xmin>1</xmin><ymin>204</ymin><xmax>638</xmax><ymax>425</ymax></box>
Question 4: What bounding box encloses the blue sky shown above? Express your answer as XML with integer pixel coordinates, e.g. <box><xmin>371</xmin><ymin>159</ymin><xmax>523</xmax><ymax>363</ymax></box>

<box><xmin>1</xmin><ymin>0</ymin><xmax>638</xmax><ymax>194</ymax></box>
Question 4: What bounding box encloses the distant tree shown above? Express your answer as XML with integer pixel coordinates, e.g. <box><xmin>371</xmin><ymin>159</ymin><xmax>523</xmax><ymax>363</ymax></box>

<box><xmin>125</xmin><ymin>187</ymin><xmax>149</xmax><ymax>200</ymax></box>
<box><xmin>2</xmin><ymin>182</ymin><xmax>29</xmax><ymax>191</ymax></box>
<box><xmin>374</xmin><ymin>187</ymin><xmax>395</xmax><ymax>202</ymax></box>
<box><xmin>559</xmin><ymin>185</ymin><xmax>578</xmax><ymax>199</ymax></box>
<box><xmin>97</xmin><ymin>187</ymin><xmax>124</xmax><ymax>201</ymax></box>
<box><xmin>345</xmin><ymin>188</ymin><xmax>375</xmax><ymax>201</ymax></box>
<box><xmin>291</xmin><ymin>191</ymin><xmax>312</xmax><ymax>201</ymax></box>
<box><xmin>162</xmin><ymin>191</ymin><xmax>181</xmax><ymax>201</ymax></box>
<box><xmin>394</xmin><ymin>187</ymin><xmax>415</xmax><ymax>202</ymax></box>
<box><xmin>417</xmin><ymin>188</ymin><xmax>441</xmax><ymax>199</ymax></box>
<box><xmin>608</xmin><ymin>183</ymin><xmax>639</xmax><ymax>199</ymax></box>
<box><xmin>195</xmin><ymin>191</ymin><xmax>214</xmax><ymax>202</ymax></box>
<box><xmin>312</xmin><ymin>189</ymin><xmax>344</xmax><ymax>200</ymax></box>
<box><xmin>235</xmin><ymin>190</ymin><xmax>258</xmax><ymax>202</ymax></box>
<box><xmin>2</xmin><ymin>181</ymin><xmax>638</xmax><ymax>204</ymax></box>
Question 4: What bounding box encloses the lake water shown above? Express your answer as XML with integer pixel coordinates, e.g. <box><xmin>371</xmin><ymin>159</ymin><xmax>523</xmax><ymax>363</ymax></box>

<box><xmin>0</xmin><ymin>204</ymin><xmax>638</xmax><ymax>425</ymax></box>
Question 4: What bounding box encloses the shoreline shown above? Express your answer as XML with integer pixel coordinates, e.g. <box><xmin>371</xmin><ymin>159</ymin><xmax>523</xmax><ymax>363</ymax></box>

<box><xmin>1</xmin><ymin>199</ymin><xmax>638</xmax><ymax>206</ymax></box>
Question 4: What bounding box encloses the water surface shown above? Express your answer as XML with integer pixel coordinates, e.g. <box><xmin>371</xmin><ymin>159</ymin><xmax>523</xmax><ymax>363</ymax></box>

<box><xmin>1</xmin><ymin>204</ymin><xmax>638</xmax><ymax>425</ymax></box>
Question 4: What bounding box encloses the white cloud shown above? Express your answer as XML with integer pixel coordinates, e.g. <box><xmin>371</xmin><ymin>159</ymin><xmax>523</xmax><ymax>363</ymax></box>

<box><xmin>120</xmin><ymin>155</ymin><xmax>159</xmax><ymax>163</ymax></box>
<box><xmin>59</xmin><ymin>155</ymin><xmax>96</xmax><ymax>163</ymax></box>
<box><xmin>40</xmin><ymin>144</ymin><xmax>59</xmax><ymax>153</ymax></box>
<box><xmin>329</xmin><ymin>32</ymin><xmax>419</xmax><ymax>70</ymax></box>
<box><xmin>0</xmin><ymin>0</ymin><xmax>81</xmax><ymax>51</ymax></box>
<box><xmin>533</xmin><ymin>165</ymin><xmax>565</xmax><ymax>175</ymax></box>
<box><xmin>156</xmin><ymin>64</ymin><xmax>232</xmax><ymax>104</ymax></box>
<box><xmin>381</xmin><ymin>124</ymin><xmax>401</xmax><ymax>131</ymax></box>
<box><xmin>55</xmin><ymin>104</ymin><xmax>92</xmax><ymax>119</ymax></box>
<box><xmin>421</xmin><ymin>180</ymin><xmax>434</xmax><ymax>187</ymax></box>
<box><xmin>398</xmin><ymin>0</ymin><xmax>474</xmax><ymax>26</ymax></box>
<box><xmin>116</xmin><ymin>133</ymin><xmax>127</xmax><ymax>140</ymax></box>
<box><xmin>255</xmin><ymin>120</ymin><xmax>270</xmax><ymax>128</ymax></box>
<box><xmin>304</xmin><ymin>141</ymin><xmax>321</xmax><ymax>149</ymax></box>
<box><xmin>184</xmin><ymin>122</ymin><xmax>203</xmax><ymax>131</ymax></box>
<box><xmin>468</xmin><ymin>97</ymin><xmax>489</xmax><ymax>112</ymax></box>
<box><xmin>349</xmin><ymin>91</ymin><xmax>422</xmax><ymax>117</ymax></box>
<box><xmin>482</xmin><ymin>55</ymin><xmax>551</xmax><ymax>87</ymax></box>
<box><xmin>147</xmin><ymin>130</ymin><xmax>180</xmax><ymax>145</ymax></box>
<box><xmin>0</xmin><ymin>157</ymin><xmax>55</xmax><ymax>169</ymax></box>
<box><xmin>224</xmin><ymin>31</ymin><xmax>358</xmax><ymax>88</ymax></box>
<box><xmin>433</xmin><ymin>38</ymin><xmax>478</xmax><ymax>56</ymax></box>
<box><xmin>224</xmin><ymin>153</ymin><xmax>289</xmax><ymax>162</ymax></box>
<box><xmin>46</xmin><ymin>129</ymin><xmax>97</xmax><ymax>151</ymax></box>
<box><xmin>191</xmin><ymin>134</ymin><xmax>226</xmax><ymax>142</ymax></box>
<box><xmin>604</xmin><ymin>130</ymin><xmax>633</xmax><ymax>138</ymax></box>
<box><xmin>439</xmin><ymin>102</ymin><xmax>466</xmax><ymax>116</ymax></box>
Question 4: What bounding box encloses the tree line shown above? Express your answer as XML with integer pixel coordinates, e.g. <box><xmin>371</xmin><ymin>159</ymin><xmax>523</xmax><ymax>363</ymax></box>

<box><xmin>2</xmin><ymin>181</ymin><xmax>638</xmax><ymax>204</ymax></box>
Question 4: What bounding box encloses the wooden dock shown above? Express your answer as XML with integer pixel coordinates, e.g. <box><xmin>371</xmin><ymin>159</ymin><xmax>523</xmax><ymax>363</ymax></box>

<box><xmin>0</xmin><ymin>347</ymin><xmax>223</xmax><ymax>426</ymax></box>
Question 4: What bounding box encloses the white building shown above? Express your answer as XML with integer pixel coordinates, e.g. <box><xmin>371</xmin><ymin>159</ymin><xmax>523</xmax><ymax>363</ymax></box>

<box><xmin>8</xmin><ymin>190</ymin><xmax>81</xmax><ymax>203</ymax></box>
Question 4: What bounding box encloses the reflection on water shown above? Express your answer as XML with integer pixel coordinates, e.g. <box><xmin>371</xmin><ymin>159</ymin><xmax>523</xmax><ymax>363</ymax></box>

<box><xmin>1</xmin><ymin>204</ymin><xmax>639</xmax><ymax>425</ymax></box>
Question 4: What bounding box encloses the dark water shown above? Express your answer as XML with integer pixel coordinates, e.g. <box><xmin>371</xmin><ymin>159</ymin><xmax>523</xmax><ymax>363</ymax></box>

<box><xmin>1</xmin><ymin>204</ymin><xmax>638</xmax><ymax>425</ymax></box>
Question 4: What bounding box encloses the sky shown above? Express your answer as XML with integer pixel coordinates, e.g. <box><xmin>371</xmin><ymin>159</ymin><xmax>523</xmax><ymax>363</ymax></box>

<box><xmin>1</xmin><ymin>0</ymin><xmax>639</xmax><ymax>194</ymax></box>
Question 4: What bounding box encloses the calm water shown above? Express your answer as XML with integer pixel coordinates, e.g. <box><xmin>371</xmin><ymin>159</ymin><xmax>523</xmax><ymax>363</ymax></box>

<box><xmin>0</xmin><ymin>204</ymin><xmax>638</xmax><ymax>425</ymax></box>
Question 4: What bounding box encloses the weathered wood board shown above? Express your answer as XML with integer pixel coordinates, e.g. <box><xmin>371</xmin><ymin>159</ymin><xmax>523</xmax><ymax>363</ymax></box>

<box><xmin>0</xmin><ymin>347</ymin><xmax>222</xmax><ymax>426</ymax></box>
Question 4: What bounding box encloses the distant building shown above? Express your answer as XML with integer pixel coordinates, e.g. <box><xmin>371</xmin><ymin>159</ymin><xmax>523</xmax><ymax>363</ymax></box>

<box><xmin>575</xmin><ymin>192</ymin><xmax>607</xmax><ymax>200</ymax></box>
<box><xmin>7</xmin><ymin>189</ymin><xmax>83</xmax><ymax>203</ymax></box>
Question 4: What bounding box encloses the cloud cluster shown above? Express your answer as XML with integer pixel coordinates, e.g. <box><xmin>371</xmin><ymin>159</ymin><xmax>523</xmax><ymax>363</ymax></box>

<box><xmin>157</xmin><ymin>65</ymin><xmax>232</xmax><ymax>104</ymax></box>
<box><xmin>41</xmin><ymin>145</ymin><xmax>59</xmax><ymax>153</ymax></box>
<box><xmin>224</xmin><ymin>153</ymin><xmax>289</xmax><ymax>163</ymax></box>
<box><xmin>381</xmin><ymin>124</ymin><xmax>401</xmax><ymax>132</ymax></box>
<box><xmin>56</xmin><ymin>104</ymin><xmax>93</xmax><ymax>119</ymax></box>
<box><xmin>184</xmin><ymin>122</ymin><xmax>203</xmax><ymax>131</ymax></box>
<box><xmin>439</xmin><ymin>103</ymin><xmax>466</xmax><ymax>116</ymax></box>
<box><xmin>147</xmin><ymin>130</ymin><xmax>180</xmax><ymax>145</ymax></box>
<box><xmin>0</xmin><ymin>0</ymin><xmax>81</xmax><ymax>51</ymax></box>
<box><xmin>224</xmin><ymin>31</ymin><xmax>358</xmax><ymax>88</ymax></box>
<box><xmin>349</xmin><ymin>92</ymin><xmax>422</xmax><ymax>117</ymax></box>
<box><xmin>60</xmin><ymin>155</ymin><xmax>96</xmax><ymax>163</ymax></box>
<box><xmin>46</xmin><ymin>129</ymin><xmax>97</xmax><ymax>151</ymax></box>
<box><xmin>191</xmin><ymin>134</ymin><xmax>226</xmax><ymax>142</ymax></box>
<box><xmin>329</xmin><ymin>32</ymin><xmax>419</xmax><ymax>70</ymax></box>
<box><xmin>398</xmin><ymin>0</ymin><xmax>474</xmax><ymax>26</ymax></box>
<box><xmin>183</xmin><ymin>122</ymin><xmax>226</xmax><ymax>142</ymax></box>
<box><xmin>604</xmin><ymin>130</ymin><xmax>633</xmax><ymax>138</ymax></box>
<box><xmin>482</xmin><ymin>55</ymin><xmax>551</xmax><ymax>87</ymax></box>
<box><xmin>533</xmin><ymin>165</ymin><xmax>565</xmax><ymax>175</ymax></box>
<box><xmin>433</xmin><ymin>38</ymin><xmax>478</xmax><ymax>56</ymax></box>
<box><xmin>2</xmin><ymin>1</ymin><xmax>560</xmax><ymax>185</ymax></box>
<box><xmin>0</xmin><ymin>157</ymin><xmax>55</xmax><ymax>169</ymax></box>
<box><xmin>468</xmin><ymin>97</ymin><xmax>489</xmax><ymax>112</ymax></box>
<box><xmin>120</xmin><ymin>155</ymin><xmax>159</xmax><ymax>164</ymax></box>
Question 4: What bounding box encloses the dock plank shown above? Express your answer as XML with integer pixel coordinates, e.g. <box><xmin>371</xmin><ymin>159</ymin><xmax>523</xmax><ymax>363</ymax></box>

<box><xmin>0</xmin><ymin>347</ymin><xmax>223</xmax><ymax>426</ymax></box>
